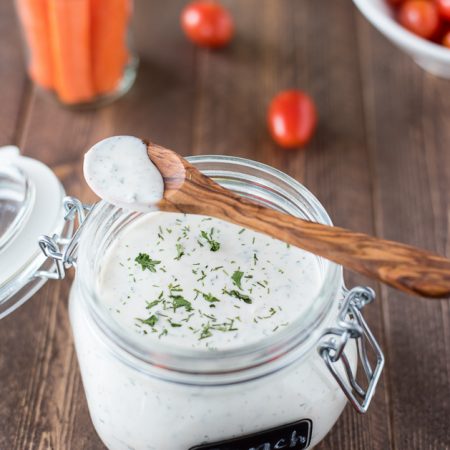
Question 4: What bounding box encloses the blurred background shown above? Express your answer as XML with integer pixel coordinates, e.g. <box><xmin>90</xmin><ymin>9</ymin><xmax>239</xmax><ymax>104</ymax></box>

<box><xmin>0</xmin><ymin>0</ymin><xmax>449</xmax><ymax>449</ymax></box>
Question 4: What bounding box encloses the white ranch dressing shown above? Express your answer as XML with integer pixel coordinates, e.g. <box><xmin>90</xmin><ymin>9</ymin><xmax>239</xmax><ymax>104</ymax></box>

<box><xmin>71</xmin><ymin>218</ymin><xmax>353</xmax><ymax>450</ymax></box>
<box><xmin>75</xmin><ymin>140</ymin><xmax>356</xmax><ymax>449</ymax></box>
<box><xmin>83</xmin><ymin>136</ymin><xmax>164</xmax><ymax>212</ymax></box>
<box><xmin>98</xmin><ymin>212</ymin><xmax>322</xmax><ymax>350</ymax></box>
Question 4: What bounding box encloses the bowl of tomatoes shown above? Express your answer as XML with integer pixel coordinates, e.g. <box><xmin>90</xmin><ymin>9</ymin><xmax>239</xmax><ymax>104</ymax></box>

<box><xmin>353</xmin><ymin>0</ymin><xmax>450</xmax><ymax>78</ymax></box>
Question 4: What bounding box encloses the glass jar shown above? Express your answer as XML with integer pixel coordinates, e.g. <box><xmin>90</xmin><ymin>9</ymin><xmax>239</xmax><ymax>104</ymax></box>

<box><xmin>15</xmin><ymin>0</ymin><xmax>138</xmax><ymax>108</ymax></box>
<box><xmin>0</xmin><ymin>153</ymin><xmax>383</xmax><ymax>450</ymax></box>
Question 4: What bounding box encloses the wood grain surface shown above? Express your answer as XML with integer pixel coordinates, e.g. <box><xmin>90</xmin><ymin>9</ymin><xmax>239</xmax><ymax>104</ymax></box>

<box><xmin>0</xmin><ymin>0</ymin><xmax>449</xmax><ymax>449</ymax></box>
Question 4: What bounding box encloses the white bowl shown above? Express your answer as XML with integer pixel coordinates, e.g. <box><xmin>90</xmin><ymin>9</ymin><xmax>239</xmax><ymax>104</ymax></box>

<box><xmin>353</xmin><ymin>0</ymin><xmax>450</xmax><ymax>78</ymax></box>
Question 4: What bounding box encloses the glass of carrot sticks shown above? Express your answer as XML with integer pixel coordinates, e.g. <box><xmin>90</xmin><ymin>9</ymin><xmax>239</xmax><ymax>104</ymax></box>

<box><xmin>15</xmin><ymin>0</ymin><xmax>138</xmax><ymax>108</ymax></box>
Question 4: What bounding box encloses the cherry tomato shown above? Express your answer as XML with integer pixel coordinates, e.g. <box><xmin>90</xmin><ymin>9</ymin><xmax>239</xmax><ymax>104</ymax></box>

<box><xmin>388</xmin><ymin>0</ymin><xmax>406</xmax><ymax>7</ymax></box>
<box><xmin>181</xmin><ymin>1</ymin><xmax>234</xmax><ymax>48</ymax></box>
<box><xmin>443</xmin><ymin>29</ymin><xmax>450</xmax><ymax>46</ymax></box>
<box><xmin>436</xmin><ymin>0</ymin><xmax>450</xmax><ymax>21</ymax></box>
<box><xmin>398</xmin><ymin>0</ymin><xmax>441</xmax><ymax>39</ymax></box>
<box><xmin>267</xmin><ymin>90</ymin><xmax>317</xmax><ymax>149</ymax></box>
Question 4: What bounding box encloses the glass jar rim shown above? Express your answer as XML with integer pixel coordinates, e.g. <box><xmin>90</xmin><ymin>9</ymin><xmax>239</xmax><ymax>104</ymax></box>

<box><xmin>75</xmin><ymin>155</ymin><xmax>343</xmax><ymax>382</ymax></box>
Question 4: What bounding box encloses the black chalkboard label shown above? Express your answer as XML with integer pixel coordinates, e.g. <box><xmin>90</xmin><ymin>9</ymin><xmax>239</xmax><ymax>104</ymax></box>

<box><xmin>189</xmin><ymin>419</ymin><xmax>312</xmax><ymax>450</ymax></box>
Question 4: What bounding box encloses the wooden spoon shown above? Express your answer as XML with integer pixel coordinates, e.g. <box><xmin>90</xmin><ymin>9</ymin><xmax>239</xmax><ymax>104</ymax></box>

<box><xmin>147</xmin><ymin>142</ymin><xmax>450</xmax><ymax>299</ymax></box>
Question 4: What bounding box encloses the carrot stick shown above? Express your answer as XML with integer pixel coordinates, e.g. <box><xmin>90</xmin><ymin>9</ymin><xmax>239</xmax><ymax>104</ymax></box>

<box><xmin>16</xmin><ymin>0</ymin><xmax>54</xmax><ymax>89</ymax></box>
<box><xmin>90</xmin><ymin>0</ymin><xmax>131</xmax><ymax>95</ymax></box>
<box><xmin>48</xmin><ymin>0</ymin><xmax>94</xmax><ymax>104</ymax></box>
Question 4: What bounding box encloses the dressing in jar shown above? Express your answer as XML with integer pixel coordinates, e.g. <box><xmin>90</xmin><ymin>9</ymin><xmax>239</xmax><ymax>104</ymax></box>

<box><xmin>0</xmin><ymin>149</ymin><xmax>384</xmax><ymax>450</ymax></box>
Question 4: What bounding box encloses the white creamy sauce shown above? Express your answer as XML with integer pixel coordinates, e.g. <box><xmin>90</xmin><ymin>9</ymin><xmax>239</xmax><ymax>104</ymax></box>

<box><xmin>71</xmin><ymin>230</ymin><xmax>354</xmax><ymax>450</ymax></box>
<box><xmin>75</xmin><ymin>138</ymin><xmax>355</xmax><ymax>450</ymax></box>
<box><xmin>98</xmin><ymin>212</ymin><xmax>322</xmax><ymax>350</ymax></box>
<box><xmin>83</xmin><ymin>136</ymin><xmax>164</xmax><ymax>212</ymax></box>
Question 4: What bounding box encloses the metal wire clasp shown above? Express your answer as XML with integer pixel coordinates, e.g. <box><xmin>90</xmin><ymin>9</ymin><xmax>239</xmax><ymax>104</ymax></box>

<box><xmin>318</xmin><ymin>287</ymin><xmax>384</xmax><ymax>413</ymax></box>
<box><xmin>36</xmin><ymin>197</ymin><xmax>92</xmax><ymax>280</ymax></box>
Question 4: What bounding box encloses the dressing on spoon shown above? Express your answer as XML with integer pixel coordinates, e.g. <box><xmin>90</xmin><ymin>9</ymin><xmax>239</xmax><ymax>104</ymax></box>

<box><xmin>83</xmin><ymin>136</ymin><xmax>164</xmax><ymax>212</ymax></box>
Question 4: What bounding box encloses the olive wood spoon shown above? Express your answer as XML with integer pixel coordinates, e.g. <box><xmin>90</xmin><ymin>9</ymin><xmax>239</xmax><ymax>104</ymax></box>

<box><xmin>147</xmin><ymin>143</ymin><xmax>450</xmax><ymax>299</ymax></box>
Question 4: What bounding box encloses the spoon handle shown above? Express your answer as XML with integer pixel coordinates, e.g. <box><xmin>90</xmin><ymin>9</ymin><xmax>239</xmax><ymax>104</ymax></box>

<box><xmin>159</xmin><ymin>166</ymin><xmax>450</xmax><ymax>299</ymax></box>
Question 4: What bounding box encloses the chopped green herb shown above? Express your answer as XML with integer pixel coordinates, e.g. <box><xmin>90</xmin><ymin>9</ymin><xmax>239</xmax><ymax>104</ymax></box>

<box><xmin>135</xmin><ymin>253</ymin><xmax>161</xmax><ymax>272</ymax></box>
<box><xmin>231</xmin><ymin>270</ymin><xmax>244</xmax><ymax>289</ymax></box>
<box><xmin>146</xmin><ymin>299</ymin><xmax>161</xmax><ymax>310</ymax></box>
<box><xmin>202</xmin><ymin>313</ymin><xmax>217</xmax><ymax>321</ymax></box>
<box><xmin>211</xmin><ymin>319</ymin><xmax>238</xmax><ymax>332</ymax></box>
<box><xmin>174</xmin><ymin>243</ymin><xmax>185</xmax><ymax>260</ymax></box>
<box><xmin>159</xmin><ymin>328</ymin><xmax>168</xmax><ymax>338</ymax></box>
<box><xmin>197</xmin><ymin>270</ymin><xmax>207</xmax><ymax>282</ymax></box>
<box><xmin>182</xmin><ymin>313</ymin><xmax>195</xmax><ymax>323</ymax></box>
<box><xmin>203</xmin><ymin>292</ymin><xmax>220</xmax><ymax>303</ymax></box>
<box><xmin>258</xmin><ymin>307</ymin><xmax>277</xmax><ymax>320</ymax></box>
<box><xmin>200</xmin><ymin>229</ymin><xmax>221</xmax><ymax>252</ymax></box>
<box><xmin>199</xmin><ymin>323</ymin><xmax>213</xmax><ymax>340</ymax></box>
<box><xmin>168</xmin><ymin>283</ymin><xmax>182</xmax><ymax>293</ymax></box>
<box><xmin>171</xmin><ymin>295</ymin><xmax>193</xmax><ymax>312</ymax></box>
<box><xmin>224</xmin><ymin>289</ymin><xmax>252</xmax><ymax>304</ymax></box>
<box><xmin>138</xmin><ymin>314</ymin><xmax>158</xmax><ymax>327</ymax></box>
<box><xmin>195</xmin><ymin>289</ymin><xmax>220</xmax><ymax>303</ymax></box>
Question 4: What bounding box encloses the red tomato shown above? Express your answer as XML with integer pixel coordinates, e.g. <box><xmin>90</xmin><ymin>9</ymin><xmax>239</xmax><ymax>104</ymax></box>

<box><xmin>388</xmin><ymin>0</ymin><xmax>406</xmax><ymax>7</ymax></box>
<box><xmin>181</xmin><ymin>1</ymin><xmax>234</xmax><ymax>48</ymax></box>
<box><xmin>443</xmin><ymin>29</ymin><xmax>450</xmax><ymax>46</ymax></box>
<box><xmin>268</xmin><ymin>90</ymin><xmax>317</xmax><ymax>149</ymax></box>
<box><xmin>436</xmin><ymin>0</ymin><xmax>450</xmax><ymax>21</ymax></box>
<box><xmin>398</xmin><ymin>1</ymin><xmax>441</xmax><ymax>39</ymax></box>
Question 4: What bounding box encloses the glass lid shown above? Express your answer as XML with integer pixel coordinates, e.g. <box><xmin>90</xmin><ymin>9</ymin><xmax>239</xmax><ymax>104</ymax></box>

<box><xmin>0</xmin><ymin>147</ymin><xmax>68</xmax><ymax>319</ymax></box>
<box><xmin>0</xmin><ymin>152</ymin><xmax>35</xmax><ymax>252</ymax></box>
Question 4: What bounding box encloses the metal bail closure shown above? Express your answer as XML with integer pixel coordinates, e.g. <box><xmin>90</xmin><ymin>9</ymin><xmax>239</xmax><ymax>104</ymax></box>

<box><xmin>37</xmin><ymin>197</ymin><xmax>92</xmax><ymax>280</ymax></box>
<box><xmin>318</xmin><ymin>287</ymin><xmax>384</xmax><ymax>413</ymax></box>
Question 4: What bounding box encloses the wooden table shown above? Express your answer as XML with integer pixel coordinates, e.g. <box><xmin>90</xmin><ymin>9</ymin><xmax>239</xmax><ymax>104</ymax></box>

<box><xmin>1</xmin><ymin>0</ymin><xmax>449</xmax><ymax>448</ymax></box>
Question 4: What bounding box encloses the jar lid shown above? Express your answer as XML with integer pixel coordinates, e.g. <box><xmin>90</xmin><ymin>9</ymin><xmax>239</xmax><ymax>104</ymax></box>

<box><xmin>0</xmin><ymin>147</ymin><xmax>67</xmax><ymax>319</ymax></box>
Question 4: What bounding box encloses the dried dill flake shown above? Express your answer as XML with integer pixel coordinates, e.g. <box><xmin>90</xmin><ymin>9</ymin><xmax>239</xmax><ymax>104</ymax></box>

<box><xmin>135</xmin><ymin>253</ymin><xmax>161</xmax><ymax>272</ymax></box>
